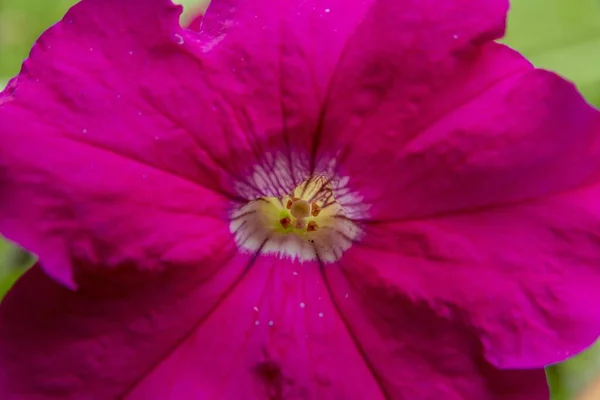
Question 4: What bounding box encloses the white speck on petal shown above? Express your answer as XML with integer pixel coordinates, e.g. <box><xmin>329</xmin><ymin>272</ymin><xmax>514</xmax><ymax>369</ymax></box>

<box><xmin>201</xmin><ymin>34</ymin><xmax>225</xmax><ymax>52</ymax></box>
<box><xmin>268</xmin><ymin>320</ymin><xmax>274</xmax><ymax>326</ymax></box>
<box><xmin>82</xmin><ymin>128</ymin><xmax>88</xmax><ymax>134</ymax></box>
<box><xmin>300</xmin><ymin>302</ymin><xmax>306</xmax><ymax>308</ymax></box>
<box><xmin>325</xmin><ymin>8</ymin><xmax>331</xmax><ymax>13</ymax></box>
<box><xmin>174</xmin><ymin>33</ymin><xmax>184</xmax><ymax>44</ymax></box>
<box><xmin>129</xmin><ymin>50</ymin><xmax>134</xmax><ymax>55</ymax></box>
<box><xmin>253</xmin><ymin>306</ymin><xmax>259</xmax><ymax>312</ymax></box>
<box><xmin>452</xmin><ymin>34</ymin><xmax>459</xmax><ymax>39</ymax></box>
<box><xmin>318</xmin><ymin>312</ymin><xmax>324</xmax><ymax>318</ymax></box>
<box><xmin>344</xmin><ymin>292</ymin><xmax>349</xmax><ymax>299</ymax></box>
<box><xmin>292</xmin><ymin>271</ymin><xmax>298</xmax><ymax>276</ymax></box>
<box><xmin>255</xmin><ymin>320</ymin><xmax>260</xmax><ymax>326</ymax></box>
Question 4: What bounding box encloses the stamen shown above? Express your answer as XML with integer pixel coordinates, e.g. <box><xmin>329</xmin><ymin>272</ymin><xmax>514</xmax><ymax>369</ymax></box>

<box><xmin>279</xmin><ymin>217</ymin><xmax>292</xmax><ymax>229</ymax></box>
<box><xmin>311</xmin><ymin>203</ymin><xmax>321</xmax><ymax>217</ymax></box>
<box><xmin>286</xmin><ymin>197</ymin><xmax>300</xmax><ymax>210</ymax></box>
<box><xmin>307</xmin><ymin>221</ymin><xmax>318</xmax><ymax>232</ymax></box>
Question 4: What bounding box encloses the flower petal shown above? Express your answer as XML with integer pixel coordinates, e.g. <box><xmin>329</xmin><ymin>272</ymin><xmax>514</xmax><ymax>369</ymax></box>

<box><xmin>197</xmin><ymin>0</ymin><xmax>511</xmax><ymax>197</ymax></box>
<box><xmin>186</xmin><ymin>0</ymin><xmax>382</xmax><ymax>197</ymax></box>
<box><xmin>336</xmin><ymin>58</ymin><xmax>600</xmax><ymax>220</ymax></box>
<box><xmin>0</xmin><ymin>256</ymin><xmax>249</xmax><ymax>399</ymax></box>
<box><xmin>1</xmin><ymin>260</ymin><xmax>388</xmax><ymax>399</ymax></box>
<box><xmin>325</xmin><ymin>259</ymin><xmax>549</xmax><ymax>399</ymax></box>
<box><xmin>126</xmin><ymin>258</ymin><xmax>388</xmax><ymax>399</ymax></box>
<box><xmin>200</xmin><ymin>0</ymin><xmax>376</xmax><ymax>100</ymax></box>
<box><xmin>338</xmin><ymin>179</ymin><xmax>600</xmax><ymax>374</ymax></box>
<box><xmin>311</xmin><ymin>0</ymin><xmax>600</xmax><ymax>221</ymax></box>
<box><xmin>0</xmin><ymin>0</ymin><xmax>238</xmax><ymax>287</ymax></box>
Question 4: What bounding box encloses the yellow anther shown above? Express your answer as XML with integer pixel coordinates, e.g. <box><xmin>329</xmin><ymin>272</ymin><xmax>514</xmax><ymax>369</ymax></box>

<box><xmin>279</xmin><ymin>217</ymin><xmax>292</xmax><ymax>229</ymax></box>
<box><xmin>311</xmin><ymin>202</ymin><xmax>321</xmax><ymax>217</ymax></box>
<box><xmin>286</xmin><ymin>197</ymin><xmax>300</xmax><ymax>209</ymax></box>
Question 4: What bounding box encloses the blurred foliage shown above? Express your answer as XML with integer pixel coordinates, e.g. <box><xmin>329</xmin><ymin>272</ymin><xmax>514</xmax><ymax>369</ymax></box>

<box><xmin>0</xmin><ymin>0</ymin><xmax>78</xmax><ymax>78</ymax></box>
<box><xmin>0</xmin><ymin>240</ymin><xmax>31</xmax><ymax>301</ymax></box>
<box><xmin>504</xmin><ymin>0</ymin><xmax>600</xmax><ymax>107</ymax></box>
<box><xmin>547</xmin><ymin>341</ymin><xmax>600</xmax><ymax>400</ymax></box>
<box><xmin>1</xmin><ymin>0</ymin><xmax>600</xmax><ymax>399</ymax></box>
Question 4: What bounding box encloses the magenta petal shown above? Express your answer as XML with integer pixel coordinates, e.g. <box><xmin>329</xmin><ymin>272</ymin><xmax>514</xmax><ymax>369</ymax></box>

<box><xmin>186</xmin><ymin>0</ymin><xmax>387</xmax><ymax>186</ymax></box>
<box><xmin>315</xmin><ymin>1</ymin><xmax>600</xmax><ymax>221</ymax></box>
<box><xmin>126</xmin><ymin>258</ymin><xmax>387</xmax><ymax>399</ymax></box>
<box><xmin>200</xmin><ymin>0</ymin><xmax>377</xmax><ymax>100</ymax></box>
<box><xmin>0</xmin><ymin>0</ymin><xmax>241</xmax><ymax>286</ymax></box>
<box><xmin>338</xmin><ymin>63</ymin><xmax>600</xmax><ymax>221</ymax></box>
<box><xmin>0</xmin><ymin>257</ymin><xmax>249</xmax><ymax>399</ymax></box>
<box><xmin>324</xmin><ymin>262</ymin><xmax>549</xmax><ymax>399</ymax></box>
<box><xmin>339</xmin><ymin>179</ymin><xmax>600</xmax><ymax>373</ymax></box>
<box><xmin>0</xmin><ymin>260</ymin><xmax>397</xmax><ymax>399</ymax></box>
<box><xmin>316</xmin><ymin>0</ymin><xmax>510</xmax><ymax>196</ymax></box>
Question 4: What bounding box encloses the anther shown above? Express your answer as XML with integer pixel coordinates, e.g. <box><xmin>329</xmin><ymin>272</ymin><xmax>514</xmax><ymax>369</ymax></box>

<box><xmin>311</xmin><ymin>203</ymin><xmax>321</xmax><ymax>217</ymax></box>
<box><xmin>307</xmin><ymin>221</ymin><xmax>319</xmax><ymax>232</ymax></box>
<box><xmin>279</xmin><ymin>217</ymin><xmax>292</xmax><ymax>229</ymax></box>
<box><xmin>286</xmin><ymin>197</ymin><xmax>300</xmax><ymax>209</ymax></box>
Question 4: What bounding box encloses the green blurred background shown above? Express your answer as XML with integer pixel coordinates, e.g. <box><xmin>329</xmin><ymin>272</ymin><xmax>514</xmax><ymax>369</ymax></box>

<box><xmin>1</xmin><ymin>0</ymin><xmax>600</xmax><ymax>398</ymax></box>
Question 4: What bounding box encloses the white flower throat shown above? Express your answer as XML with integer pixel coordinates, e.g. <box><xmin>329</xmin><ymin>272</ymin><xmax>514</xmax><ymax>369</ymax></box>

<box><xmin>230</xmin><ymin>171</ymin><xmax>364</xmax><ymax>263</ymax></box>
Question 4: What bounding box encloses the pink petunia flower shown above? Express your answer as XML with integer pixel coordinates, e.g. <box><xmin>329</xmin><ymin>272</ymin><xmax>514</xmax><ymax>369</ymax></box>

<box><xmin>1</xmin><ymin>0</ymin><xmax>600</xmax><ymax>398</ymax></box>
